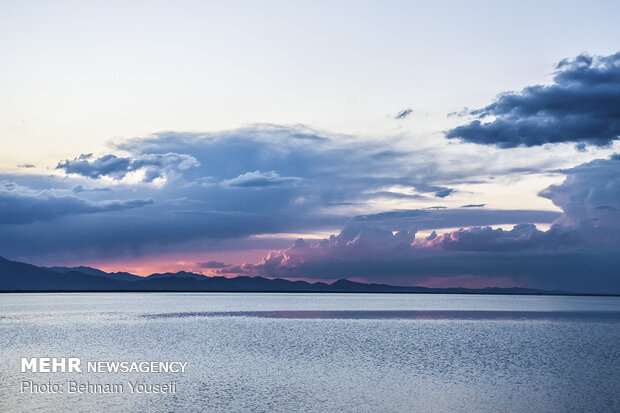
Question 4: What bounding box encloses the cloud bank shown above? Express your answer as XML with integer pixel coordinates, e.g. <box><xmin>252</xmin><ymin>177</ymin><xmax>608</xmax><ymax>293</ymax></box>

<box><xmin>240</xmin><ymin>220</ymin><xmax>616</xmax><ymax>293</ymax></box>
<box><xmin>0</xmin><ymin>181</ymin><xmax>153</xmax><ymax>224</ymax></box>
<box><xmin>232</xmin><ymin>155</ymin><xmax>620</xmax><ymax>293</ymax></box>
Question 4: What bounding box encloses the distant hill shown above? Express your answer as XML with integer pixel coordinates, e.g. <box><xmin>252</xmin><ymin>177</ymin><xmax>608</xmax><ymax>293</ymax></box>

<box><xmin>0</xmin><ymin>255</ymin><xmax>569</xmax><ymax>295</ymax></box>
<box><xmin>2</xmin><ymin>257</ymin><xmax>126</xmax><ymax>291</ymax></box>
<box><xmin>146</xmin><ymin>271</ymin><xmax>207</xmax><ymax>281</ymax></box>
<box><xmin>48</xmin><ymin>266</ymin><xmax>141</xmax><ymax>282</ymax></box>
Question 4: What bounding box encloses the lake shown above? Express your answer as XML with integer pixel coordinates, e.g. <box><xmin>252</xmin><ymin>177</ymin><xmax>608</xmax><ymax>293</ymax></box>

<box><xmin>1</xmin><ymin>293</ymin><xmax>619</xmax><ymax>412</ymax></box>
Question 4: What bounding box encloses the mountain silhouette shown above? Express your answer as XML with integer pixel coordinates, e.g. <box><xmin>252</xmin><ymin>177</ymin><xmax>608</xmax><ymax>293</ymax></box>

<box><xmin>146</xmin><ymin>271</ymin><xmax>207</xmax><ymax>281</ymax></box>
<box><xmin>48</xmin><ymin>266</ymin><xmax>141</xmax><ymax>282</ymax></box>
<box><xmin>0</xmin><ymin>255</ymin><xmax>568</xmax><ymax>294</ymax></box>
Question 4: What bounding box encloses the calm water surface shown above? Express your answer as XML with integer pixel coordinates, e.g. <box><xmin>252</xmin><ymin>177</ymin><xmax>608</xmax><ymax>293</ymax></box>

<box><xmin>0</xmin><ymin>293</ymin><xmax>618</xmax><ymax>412</ymax></box>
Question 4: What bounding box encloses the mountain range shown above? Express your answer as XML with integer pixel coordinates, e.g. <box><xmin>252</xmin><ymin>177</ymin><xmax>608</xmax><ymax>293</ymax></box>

<box><xmin>0</xmin><ymin>255</ymin><xmax>570</xmax><ymax>294</ymax></box>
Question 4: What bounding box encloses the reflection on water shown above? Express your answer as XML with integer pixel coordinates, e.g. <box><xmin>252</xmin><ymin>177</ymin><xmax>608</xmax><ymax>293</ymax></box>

<box><xmin>139</xmin><ymin>309</ymin><xmax>620</xmax><ymax>321</ymax></box>
<box><xmin>1</xmin><ymin>293</ymin><xmax>619</xmax><ymax>412</ymax></box>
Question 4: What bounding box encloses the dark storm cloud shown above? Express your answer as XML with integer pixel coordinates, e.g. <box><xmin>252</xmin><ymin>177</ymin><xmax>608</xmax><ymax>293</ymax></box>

<box><xmin>446</xmin><ymin>53</ymin><xmax>620</xmax><ymax>147</ymax></box>
<box><xmin>425</xmin><ymin>223</ymin><xmax>579</xmax><ymax>252</ymax></box>
<box><xmin>0</xmin><ymin>181</ymin><xmax>153</xmax><ymax>224</ymax></box>
<box><xmin>247</xmin><ymin>249</ymin><xmax>619</xmax><ymax>293</ymax></box>
<box><xmin>56</xmin><ymin>152</ymin><xmax>199</xmax><ymax>182</ymax></box>
<box><xmin>233</xmin><ymin>155</ymin><xmax>620</xmax><ymax>293</ymax></box>
<box><xmin>238</xmin><ymin>221</ymin><xmax>618</xmax><ymax>293</ymax></box>
<box><xmin>0</xmin><ymin>207</ymin><xmax>336</xmax><ymax>261</ymax></box>
<box><xmin>248</xmin><ymin>221</ymin><xmax>579</xmax><ymax>273</ymax></box>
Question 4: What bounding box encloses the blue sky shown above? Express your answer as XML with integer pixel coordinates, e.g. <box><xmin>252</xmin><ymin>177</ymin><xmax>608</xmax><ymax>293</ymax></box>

<box><xmin>1</xmin><ymin>1</ymin><xmax>619</xmax><ymax>292</ymax></box>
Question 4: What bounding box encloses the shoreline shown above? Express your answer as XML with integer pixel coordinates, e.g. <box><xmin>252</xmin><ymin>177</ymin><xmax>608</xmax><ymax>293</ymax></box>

<box><xmin>1</xmin><ymin>290</ymin><xmax>618</xmax><ymax>297</ymax></box>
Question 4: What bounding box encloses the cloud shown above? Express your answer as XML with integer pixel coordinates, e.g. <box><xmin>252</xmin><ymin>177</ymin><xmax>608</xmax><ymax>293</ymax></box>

<box><xmin>237</xmin><ymin>221</ymin><xmax>618</xmax><ymax>293</ymax></box>
<box><xmin>221</xmin><ymin>171</ymin><xmax>302</xmax><ymax>188</ymax></box>
<box><xmin>424</xmin><ymin>223</ymin><xmax>579</xmax><ymax>252</ymax></box>
<box><xmin>197</xmin><ymin>261</ymin><xmax>228</xmax><ymax>269</ymax></box>
<box><xmin>17</xmin><ymin>164</ymin><xmax>35</xmax><ymax>168</ymax></box>
<box><xmin>248</xmin><ymin>222</ymin><xmax>578</xmax><ymax>276</ymax></box>
<box><xmin>395</xmin><ymin>108</ymin><xmax>413</xmax><ymax>119</ymax></box>
<box><xmin>232</xmin><ymin>155</ymin><xmax>620</xmax><ymax>293</ymax></box>
<box><xmin>447</xmin><ymin>107</ymin><xmax>470</xmax><ymax>118</ymax></box>
<box><xmin>71</xmin><ymin>184</ymin><xmax>112</xmax><ymax>193</ymax></box>
<box><xmin>56</xmin><ymin>152</ymin><xmax>200</xmax><ymax>182</ymax></box>
<box><xmin>1</xmin><ymin>122</ymin><xmax>617</xmax><ymax>292</ymax></box>
<box><xmin>0</xmin><ymin>125</ymin><xmax>580</xmax><ymax>264</ymax></box>
<box><xmin>221</xmin><ymin>265</ymin><xmax>247</xmax><ymax>274</ymax></box>
<box><xmin>540</xmin><ymin>155</ymin><xmax>620</xmax><ymax>231</ymax></box>
<box><xmin>446</xmin><ymin>53</ymin><xmax>620</xmax><ymax>147</ymax></box>
<box><xmin>353</xmin><ymin>208</ymin><xmax>561</xmax><ymax>230</ymax></box>
<box><xmin>0</xmin><ymin>181</ymin><xmax>153</xmax><ymax>224</ymax></box>
<box><xmin>434</xmin><ymin>187</ymin><xmax>454</xmax><ymax>198</ymax></box>
<box><xmin>237</xmin><ymin>221</ymin><xmax>617</xmax><ymax>293</ymax></box>
<box><xmin>107</xmin><ymin>124</ymin><xmax>481</xmax><ymax>213</ymax></box>
<box><xmin>575</xmin><ymin>142</ymin><xmax>587</xmax><ymax>152</ymax></box>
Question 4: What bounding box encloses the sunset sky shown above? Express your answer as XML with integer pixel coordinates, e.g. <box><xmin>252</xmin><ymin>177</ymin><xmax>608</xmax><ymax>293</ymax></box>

<box><xmin>1</xmin><ymin>1</ymin><xmax>619</xmax><ymax>293</ymax></box>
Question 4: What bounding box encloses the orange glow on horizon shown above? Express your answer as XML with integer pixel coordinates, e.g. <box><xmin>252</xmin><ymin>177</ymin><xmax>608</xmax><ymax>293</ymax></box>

<box><xmin>74</xmin><ymin>249</ymin><xmax>270</xmax><ymax>277</ymax></box>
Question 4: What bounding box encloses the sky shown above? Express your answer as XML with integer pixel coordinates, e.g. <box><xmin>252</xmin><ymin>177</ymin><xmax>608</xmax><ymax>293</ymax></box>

<box><xmin>1</xmin><ymin>1</ymin><xmax>619</xmax><ymax>293</ymax></box>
